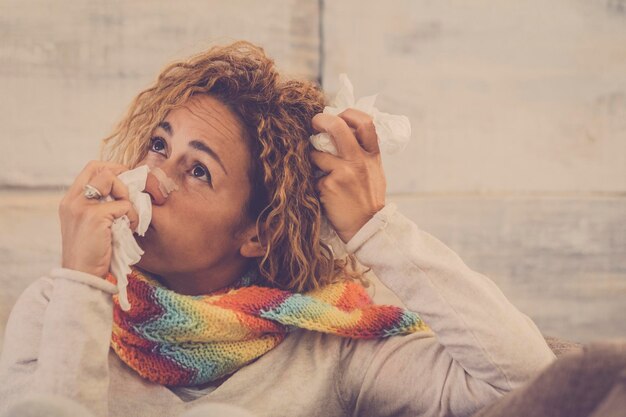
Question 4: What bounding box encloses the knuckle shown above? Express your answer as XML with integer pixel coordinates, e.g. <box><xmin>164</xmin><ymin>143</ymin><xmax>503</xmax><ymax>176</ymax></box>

<box><xmin>358</xmin><ymin>118</ymin><xmax>375</xmax><ymax>133</ymax></box>
<box><xmin>58</xmin><ymin>200</ymin><xmax>68</xmax><ymax>216</ymax></box>
<box><xmin>358</xmin><ymin>109</ymin><xmax>373</xmax><ymax>121</ymax></box>
<box><xmin>59</xmin><ymin>193</ymin><xmax>69</xmax><ymax>209</ymax></box>
<box><xmin>111</xmin><ymin>161</ymin><xmax>128</xmax><ymax>170</ymax></box>
<box><xmin>338</xmin><ymin>108</ymin><xmax>356</xmax><ymax>120</ymax></box>
<box><xmin>311</xmin><ymin>113</ymin><xmax>326</xmax><ymax>129</ymax></box>
<box><xmin>85</xmin><ymin>160</ymin><xmax>99</xmax><ymax>171</ymax></box>
<box><xmin>316</xmin><ymin>176</ymin><xmax>328</xmax><ymax>191</ymax></box>
<box><xmin>338</xmin><ymin>165</ymin><xmax>362</xmax><ymax>186</ymax></box>
<box><xmin>329</xmin><ymin>117</ymin><xmax>346</xmax><ymax>132</ymax></box>
<box><xmin>59</xmin><ymin>199</ymin><xmax>75</xmax><ymax>217</ymax></box>
<box><xmin>102</xmin><ymin>167</ymin><xmax>115</xmax><ymax>179</ymax></box>
<box><xmin>324</xmin><ymin>177</ymin><xmax>337</xmax><ymax>191</ymax></box>
<box><xmin>334</xmin><ymin>175</ymin><xmax>348</xmax><ymax>187</ymax></box>
<box><xmin>120</xmin><ymin>190</ymin><xmax>130</xmax><ymax>201</ymax></box>
<box><xmin>336</xmin><ymin>164</ymin><xmax>353</xmax><ymax>179</ymax></box>
<box><xmin>100</xmin><ymin>168</ymin><xmax>118</xmax><ymax>187</ymax></box>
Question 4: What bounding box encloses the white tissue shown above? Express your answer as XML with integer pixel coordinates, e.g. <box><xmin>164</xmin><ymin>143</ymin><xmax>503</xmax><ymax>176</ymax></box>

<box><xmin>309</xmin><ymin>73</ymin><xmax>411</xmax><ymax>156</ymax></box>
<box><xmin>308</xmin><ymin>74</ymin><xmax>412</xmax><ymax>257</ymax></box>
<box><xmin>104</xmin><ymin>164</ymin><xmax>152</xmax><ymax>311</ymax></box>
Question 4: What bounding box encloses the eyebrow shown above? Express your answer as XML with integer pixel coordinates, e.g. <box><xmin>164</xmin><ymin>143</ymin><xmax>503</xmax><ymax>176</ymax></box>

<box><xmin>157</xmin><ymin>121</ymin><xmax>228</xmax><ymax>175</ymax></box>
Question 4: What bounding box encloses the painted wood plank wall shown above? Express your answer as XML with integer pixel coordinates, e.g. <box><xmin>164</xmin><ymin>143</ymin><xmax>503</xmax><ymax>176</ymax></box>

<box><xmin>321</xmin><ymin>0</ymin><xmax>626</xmax><ymax>343</ymax></box>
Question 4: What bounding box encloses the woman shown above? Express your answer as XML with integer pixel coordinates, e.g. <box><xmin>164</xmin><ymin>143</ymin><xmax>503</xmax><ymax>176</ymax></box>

<box><xmin>0</xmin><ymin>40</ymin><xmax>556</xmax><ymax>417</ymax></box>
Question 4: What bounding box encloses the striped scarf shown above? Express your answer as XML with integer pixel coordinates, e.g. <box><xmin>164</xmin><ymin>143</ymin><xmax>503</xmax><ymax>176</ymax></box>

<box><xmin>105</xmin><ymin>266</ymin><xmax>430</xmax><ymax>387</ymax></box>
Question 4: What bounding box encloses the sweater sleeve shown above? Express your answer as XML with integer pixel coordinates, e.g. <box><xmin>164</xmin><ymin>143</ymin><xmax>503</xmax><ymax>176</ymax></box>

<box><xmin>339</xmin><ymin>203</ymin><xmax>557</xmax><ymax>416</ymax></box>
<box><xmin>0</xmin><ymin>268</ymin><xmax>118</xmax><ymax>417</ymax></box>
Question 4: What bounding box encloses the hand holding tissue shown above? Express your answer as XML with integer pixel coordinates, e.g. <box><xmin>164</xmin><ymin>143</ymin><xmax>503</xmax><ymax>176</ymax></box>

<box><xmin>309</xmin><ymin>73</ymin><xmax>411</xmax><ymax>156</ymax></box>
<box><xmin>108</xmin><ymin>165</ymin><xmax>177</xmax><ymax>311</ymax></box>
<box><xmin>105</xmin><ymin>165</ymin><xmax>152</xmax><ymax>311</ymax></box>
<box><xmin>308</xmin><ymin>74</ymin><xmax>412</xmax><ymax>257</ymax></box>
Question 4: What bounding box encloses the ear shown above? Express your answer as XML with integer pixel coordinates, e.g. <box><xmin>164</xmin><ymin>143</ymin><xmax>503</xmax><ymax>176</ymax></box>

<box><xmin>239</xmin><ymin>227</ymin><xmax>266</xmax><ymax>258</ymax></box>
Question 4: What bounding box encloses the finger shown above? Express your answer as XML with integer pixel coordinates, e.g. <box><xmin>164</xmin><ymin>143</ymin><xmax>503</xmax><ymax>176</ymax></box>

<box><xmin>89</xmin><ymin>172</ymin><xmax>139</xmax><ymax>230</ymax></box>
<box><xmin>313</xmin><ymin>175</ymin><xmax>330</xmax><ymax>197</ymax></box>
<box><xmin>125</xmin><ymin>203</ymin><xmax>139</xmax><ymax>231</ymax></box>
<box><xmin>68</xmin><ymin>161</ymin><xmax>128</xmax><ymax>198</ymax></box>
<box><xmin>309</xmin><ymin>149</ymin><xmax>342</xmax><ymax>174</ymax></box>
<box><xmin>314</xmin><ymin>176</ymin><xmax>340</xmax><ymax>207</ymax></box>
<box><xmin>94</xmin><ymin>199</ymin><xmax>137</xmax><ymax>225</ymax></box>
<box><xmin>311</xmin><ymin>113</ymin><xmax>362</xmax><ymax>159</ymax></box>
<box><xmin>87</xmin><ymin>168</ymin><xmax>130</xmax><ymax>201</ymax></box>
<box><xmin>338</xmin><ymin>108</ymin><xmax>380</xmax><ymax>154</ymax></box>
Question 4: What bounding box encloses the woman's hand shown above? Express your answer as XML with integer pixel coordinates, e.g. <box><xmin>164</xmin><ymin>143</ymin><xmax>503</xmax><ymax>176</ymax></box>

<box><xmin>59</xmin><ymin>161</ymin><xmax>139</xmax><ymax>278</ymax></box>
<box><xmin>310</xmin><ymin>108</ymin><xmax>387</xmax><ymax>244</ymax></box>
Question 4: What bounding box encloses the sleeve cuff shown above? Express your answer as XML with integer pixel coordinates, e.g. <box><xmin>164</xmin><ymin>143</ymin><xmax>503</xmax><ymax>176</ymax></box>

<box><xmin>49</xmin><ymin>268</ymin><xmax>119</xmax><ymax>295</ymax></box>
<box><xmin>345</xmin><ymin>202</ymin><xmax>398</xmax><ymax>254</ymax></box>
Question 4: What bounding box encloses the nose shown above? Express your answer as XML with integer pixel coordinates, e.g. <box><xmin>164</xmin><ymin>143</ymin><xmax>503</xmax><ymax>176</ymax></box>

<box><xmin>144</xmin><ymin>172</ymin><xmax>167</xmax><ymax>205</ymax></box>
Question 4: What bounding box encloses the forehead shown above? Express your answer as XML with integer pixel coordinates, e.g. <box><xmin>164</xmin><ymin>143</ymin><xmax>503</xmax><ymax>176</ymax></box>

<box><xmin>167</xmin><ymin>94</ymin><xmax>246</xmax><ymax>142</ymax></box>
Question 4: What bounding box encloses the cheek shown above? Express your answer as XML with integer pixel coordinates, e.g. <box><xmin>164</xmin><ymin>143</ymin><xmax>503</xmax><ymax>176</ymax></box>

<box><xmin>167</xmin><ymin>199</ymin><xmax>237</xmax><ymax>246</ymax></box>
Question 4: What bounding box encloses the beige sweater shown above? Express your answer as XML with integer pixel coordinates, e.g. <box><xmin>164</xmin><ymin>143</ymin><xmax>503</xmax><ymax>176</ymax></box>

<box><xmin>0</xmin><ymin>203</ymin><xmax>556</xmax><ymax>417</ymax></box>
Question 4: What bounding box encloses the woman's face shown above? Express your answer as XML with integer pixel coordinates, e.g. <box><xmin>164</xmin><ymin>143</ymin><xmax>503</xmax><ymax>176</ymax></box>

<box><xmin>134</xmin><ymin>94</ymin><xmax>263</xmax><ymax>295</ymax></box>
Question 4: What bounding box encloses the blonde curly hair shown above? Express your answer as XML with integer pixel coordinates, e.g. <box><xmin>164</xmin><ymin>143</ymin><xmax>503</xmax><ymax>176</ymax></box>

<box><xmin>100</xmin><ymin>40</ymin><xmax>370</xmax><ymax>292</ymax></box>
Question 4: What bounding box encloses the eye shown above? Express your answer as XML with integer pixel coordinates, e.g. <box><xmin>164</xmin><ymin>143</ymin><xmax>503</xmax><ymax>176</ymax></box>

<box><xmin>149</xmin><ymin>136</ymin><xmax>167</xmax><ymax>155</ymax></box>
<box><xmin>190</xmin><ymin>163</ymin><xmax>212</xmax><ymax>184</ymax></box>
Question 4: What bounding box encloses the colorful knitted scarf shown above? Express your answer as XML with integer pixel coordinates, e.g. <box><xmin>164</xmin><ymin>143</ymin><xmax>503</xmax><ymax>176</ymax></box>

<box><xmin>105</xmin><ymin>267</ymin><xmax>431</xmax><ymax>387</ymax></box>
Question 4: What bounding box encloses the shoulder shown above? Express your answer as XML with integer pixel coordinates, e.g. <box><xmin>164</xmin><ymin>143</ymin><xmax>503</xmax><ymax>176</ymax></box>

<box><xmin>280</xmin><ymin>327</ymin><xmax>438</xmax><ymax>367</ymax></box>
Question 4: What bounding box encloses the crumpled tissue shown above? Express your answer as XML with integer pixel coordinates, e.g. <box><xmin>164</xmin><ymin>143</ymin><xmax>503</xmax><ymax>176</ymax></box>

<box><xmin>104</xmin><ymin>164</ymin><xmax>152</xmax><ymax>311</ymax></box>
<box><xmin>308</xmin><ymin>73</ymin><xmax>412</xmax><ymax>257</ymax></box>
<box><xmin>309</xmin><ymin>73</ymin><xmax>411</xmax><ymax>156</ymax></box>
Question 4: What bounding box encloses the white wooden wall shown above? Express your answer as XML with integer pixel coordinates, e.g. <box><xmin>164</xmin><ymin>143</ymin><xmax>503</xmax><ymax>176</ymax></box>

<box><xmin>1</xmin><ymin>0</ymin><xmax>624</xmax><ymax>347</ymax></box>
<box><xmin>320</xmin><ymin>0</ymin><xmax>626</xmax><ymax>342</ymax></box>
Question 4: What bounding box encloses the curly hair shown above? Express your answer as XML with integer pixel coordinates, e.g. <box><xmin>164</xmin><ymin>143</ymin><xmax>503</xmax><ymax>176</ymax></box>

<box><xmin>100</xmin><ymin>40</ymin><xmax>370</xmax><ymax>292</ymax></box>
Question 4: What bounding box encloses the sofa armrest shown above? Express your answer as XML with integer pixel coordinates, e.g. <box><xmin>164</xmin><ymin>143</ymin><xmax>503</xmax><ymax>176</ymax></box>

<box><xmin>544</xmin><ymin>335</ymin><xmax>583</xmax><ymax>357</ymax></box>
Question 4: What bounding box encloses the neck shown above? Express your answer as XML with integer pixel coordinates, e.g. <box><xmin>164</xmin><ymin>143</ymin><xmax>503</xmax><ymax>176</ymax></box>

<box><xmin>139</xmin><ymin>259</ymin><xmax>255</xmax><ymax>296</ymax></box>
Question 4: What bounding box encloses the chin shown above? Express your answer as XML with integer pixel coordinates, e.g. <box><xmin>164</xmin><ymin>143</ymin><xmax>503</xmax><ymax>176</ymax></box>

<box><xmin>135</xmin><ymin>239</ymin><xmax>177</xmax><ymax>275</ymax></box>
